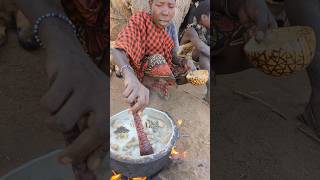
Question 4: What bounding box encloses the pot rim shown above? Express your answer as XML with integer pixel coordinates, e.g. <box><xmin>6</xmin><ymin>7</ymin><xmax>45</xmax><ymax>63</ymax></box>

<box><xmin>110</xmin><ymin>107</ymin><xmax>180</xmax><ymax>164</ymax></box>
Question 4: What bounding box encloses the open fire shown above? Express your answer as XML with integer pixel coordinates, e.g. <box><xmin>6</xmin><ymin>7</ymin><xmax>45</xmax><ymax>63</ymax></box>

<box><xmin>170</xmin><ymin>119</ymin><xmax>187</xmax><ymax>160</ymax></box>
<box><xmin>169</xmin><ymin>146</ymin><xmax>187</xmax><ymax>160</ymax></box>
<box><xmin>176</xmin><ymin>119</ymin><xmax>183</xmax><ymax>126</ymax></box>
<box><xmin>110</xmin><ymin>170</ymin><xmax>121</xmax><ymax>180</ymax></box>
<box><xmin>110</xmin><ymin>170</ymin><xmax>147</xmax><ymax>180</ymax></box>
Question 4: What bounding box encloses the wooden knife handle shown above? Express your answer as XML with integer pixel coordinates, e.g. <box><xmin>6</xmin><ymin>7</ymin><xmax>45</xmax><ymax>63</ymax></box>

<box><xmin>133</xmin><ymin>112</ymin><xmax>154</xmax><ymax>156</ymax></box>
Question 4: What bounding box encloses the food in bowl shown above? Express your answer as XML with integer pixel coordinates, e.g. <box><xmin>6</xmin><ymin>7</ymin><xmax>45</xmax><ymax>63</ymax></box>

<box><xmin>110</xmin><ymin>110</ymin><xmax>173</xmax><ymax>160</ymax></box>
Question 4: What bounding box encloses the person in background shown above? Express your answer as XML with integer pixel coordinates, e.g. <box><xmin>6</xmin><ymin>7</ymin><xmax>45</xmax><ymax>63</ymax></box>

<box><xmin>180</xmin><ymin>0</ymin><xmax>211</xmax><ymax>102</ymax></box>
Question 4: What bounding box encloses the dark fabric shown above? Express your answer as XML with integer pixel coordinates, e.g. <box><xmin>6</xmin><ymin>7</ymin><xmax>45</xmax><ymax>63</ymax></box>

<box><xmin>61</xmin><ymin>0</ymin><xmax>108</xmax><ymax>62</ymax></box>
<box><xmin>58</xmin><ymin>1</ymin><xmax>108</xmax><ymax>179</ymax></box>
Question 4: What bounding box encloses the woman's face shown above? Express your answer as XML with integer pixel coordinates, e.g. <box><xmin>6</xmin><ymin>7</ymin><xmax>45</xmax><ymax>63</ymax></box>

<box><xmin>150</xmin><ymin>0</ymin><xmax>176</xmax><ymax>27</ymax></box>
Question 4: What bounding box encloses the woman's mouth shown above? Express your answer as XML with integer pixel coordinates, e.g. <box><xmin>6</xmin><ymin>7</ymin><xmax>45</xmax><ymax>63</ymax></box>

<box><xmin>158</xmin><ymin>20</ymin><xmax>169</xmax><ymax>25</ymax></box>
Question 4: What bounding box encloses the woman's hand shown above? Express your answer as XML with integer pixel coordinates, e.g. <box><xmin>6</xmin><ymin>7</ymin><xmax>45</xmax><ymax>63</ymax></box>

<box><xmin>14</xmin><ymin>0</ymin><xmax>108</xmax><ymax>172</ymax></box>
<box><xmin>122</xmin><ymin>70</ymin><xmax>150</xmax><ymax>114</ymax></box>
<box><xmin>230</xmin><ymin>0</ymin><xmax>277</xmax><ymax>41</ymax></box>
<box><xmin>41</xmin><ymin>36</ymin><xmax>107</xmax><ymax>169</ymax></box>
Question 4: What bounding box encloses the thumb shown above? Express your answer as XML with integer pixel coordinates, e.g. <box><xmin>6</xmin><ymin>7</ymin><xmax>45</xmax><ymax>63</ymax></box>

<box><xmin>255</xmin><ymin>31</ymin><xmax>265</xmax><ymax>43</ymax></box>
<box><xmin>254</xmin><ymin>12</ymin><xmax>268</xmax><ymax>42</ymax></box>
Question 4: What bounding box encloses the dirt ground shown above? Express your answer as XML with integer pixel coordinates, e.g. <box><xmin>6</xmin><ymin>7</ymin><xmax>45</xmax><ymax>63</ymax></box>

<box><xmin>213</xmin><ymin>69</ymin><xmax>320</xmax><ymax>180</ymax></box>
<box><xmin>0</xmin><ymin>31</ymin><xmax>64</xmax><ymax>176</ymax></box>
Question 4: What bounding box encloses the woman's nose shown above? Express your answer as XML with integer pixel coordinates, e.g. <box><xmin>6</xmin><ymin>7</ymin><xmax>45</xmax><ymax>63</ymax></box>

<box><xmin>161</xmin><ymin>8</ymin><xmax>169</xmax><ymax>16</ymax></box>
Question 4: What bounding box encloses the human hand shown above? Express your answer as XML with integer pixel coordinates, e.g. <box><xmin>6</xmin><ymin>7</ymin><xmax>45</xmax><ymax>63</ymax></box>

<box><xmin>41</xmin><ymin>45</ymin><xmax>107</xmax><ymax>169</ymax></box>
<box><xmin>122</xmin><ymin>69</ymin><xmax>149</xmax><ymax>114</ymax></box>
<box><xmin>230</xmin><ymin>0</ymin><xmax>277</xmax><ymax>42</ymax></box>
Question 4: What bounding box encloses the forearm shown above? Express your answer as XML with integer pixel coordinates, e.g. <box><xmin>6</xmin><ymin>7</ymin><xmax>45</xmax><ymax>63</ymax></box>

<box><xmin>197</xmin><ymin>44</ymin><xmax>210</xmax><ymax>58</ymax></box>
<box><xmin>182</xmin><ymin>29</ymin><xmax>210</xmax><ymax>57</ymax></box>
<box><xmin>111</xmin><ymin>48</ymin><xmax>136</xmax><ymax>78</ymax></box>
<box><xmin>14</xmin><ymin>0</ymin><xmax>83</xmax><ymax>54</ymax></box>
<box><xmin>172</xmin><ymin>51</ymin><xmax>183</xmax><ymax>65</ymax></box>
<box><xmin>192</xmin><ymin>38</ymin><xmax>210</xmax><ymax>57</ymax></box>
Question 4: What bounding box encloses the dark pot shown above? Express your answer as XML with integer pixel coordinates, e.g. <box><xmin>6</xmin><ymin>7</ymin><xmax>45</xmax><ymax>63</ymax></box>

<box><xmin>110</xmin><ymin>108</ymin><xmax>179</xmax><ymax>178</ymax></box>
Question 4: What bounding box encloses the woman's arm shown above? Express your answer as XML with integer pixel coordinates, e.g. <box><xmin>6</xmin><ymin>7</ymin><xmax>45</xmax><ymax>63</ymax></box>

<box><xmin>14</xmin><ymin>0</ymin><xmax>82</xmax><ymax>54</ymax></box>
<box><xmin>111</xmin><ymin>48</ymin><xmax>149</xmax><ymax>113</ymax></box>
<box><xmin>14</xmin><ymin>0</ymin><xmax>108</xmax><ymax>169</ymax></box>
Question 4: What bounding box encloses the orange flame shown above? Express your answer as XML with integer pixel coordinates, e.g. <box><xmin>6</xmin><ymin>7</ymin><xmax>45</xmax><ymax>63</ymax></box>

<box><xmin>171</xmin><ymin>146</ymin><xmax>179</xmax><ymax>155</ymax></box>
<box><xmin>177</xmin><ymin>119</ymin><xmax>183</xmax><ymax>126</ymax></box>
<box><xmin>110</xmin><ymin>170</ymin><xmax>122</xmax><ymax>180</ymax></box>
<box><xmin>111</xmin><ymin>170</ymin><xmax>147</xmax><ymax>180</ymax></box>
<box><xmin>170</xmin><ymin>146</ymin><xmax>187</xmax><ymax>160</ymax></box>
<box><xmin>128</xmin><ymin>177</ymin><xmax>147</xmax><ymax>180</ymax></box>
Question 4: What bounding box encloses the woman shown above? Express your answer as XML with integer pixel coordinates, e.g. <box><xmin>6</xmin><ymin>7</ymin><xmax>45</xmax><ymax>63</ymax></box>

<box><xmin>14</xmin><ymin>0</ymin><xmax>108</xmax><ymax>179</ymax></box>
<box><xmin>111</xmin><ymin>0</ymin><xmax>196</xmax><ymax>113</ymax></box>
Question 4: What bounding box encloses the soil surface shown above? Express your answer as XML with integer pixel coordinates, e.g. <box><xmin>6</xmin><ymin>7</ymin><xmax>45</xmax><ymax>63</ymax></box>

<box><xmin>213</xmin><ymin>69</ymin><xmax>320</xmax><ymax>180</ymax></box>
<box><xmin>0</xmin><ymin>31</ymin><xmax>64</xmax><ymax>176</ymax></box>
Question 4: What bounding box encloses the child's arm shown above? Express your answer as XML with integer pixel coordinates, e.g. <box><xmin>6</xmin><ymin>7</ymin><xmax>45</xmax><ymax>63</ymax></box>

<box><xmin>181</xmin><ymin>27</ymin><xmax>210</xmax><ymax>57</ymax></box>
<box><xmin>168</xmin><ymin>24</ymin><xmax>196</xmax><ymax>70</ymax></box>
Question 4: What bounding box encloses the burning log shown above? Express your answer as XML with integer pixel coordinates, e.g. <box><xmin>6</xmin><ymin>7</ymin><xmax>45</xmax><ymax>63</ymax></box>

<box><xmin>110</xmin><ymin>170</ymin><xmax>147</xmax><ymax>180</ymax></box>
<box><xmin>110</xmin><ymin>170</ymin><xmax>122</xmax><ymax>180</ymax></box>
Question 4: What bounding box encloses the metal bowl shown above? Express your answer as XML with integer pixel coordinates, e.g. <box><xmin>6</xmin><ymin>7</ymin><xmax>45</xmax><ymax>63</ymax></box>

<box><xmin>110</xmin><ymin>108</ymin><xmax>179</xmax><ymax>178</ymax></box>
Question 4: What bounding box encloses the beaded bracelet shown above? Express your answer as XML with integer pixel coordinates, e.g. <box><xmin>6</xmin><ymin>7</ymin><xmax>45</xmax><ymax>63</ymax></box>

<box><xmin>120</xmin><ymin>64</ymin><xmax>134</xmax><ymax>76</ymax></box>
<box><xmin>33</xmin><ymin>12</ymin><xmax>77</xmax><ymax>48</ymax></box>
